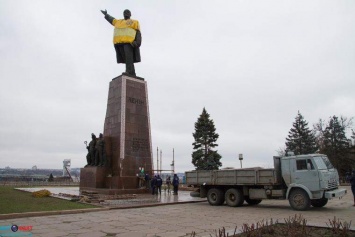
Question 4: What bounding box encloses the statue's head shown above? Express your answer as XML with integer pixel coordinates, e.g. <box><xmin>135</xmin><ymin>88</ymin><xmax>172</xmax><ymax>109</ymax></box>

<box><xmin>123</xmin><ymin>9</ymin><xmax>131</xmax><ymax>20</ymax></box>
<box><xmin>99</xmin><ymin>133</ymin><xmax>103</xmax><ymax>139</ymax></box>
<box><xmin>91</xmin><ymin>133</ymin><xmax>96</xmax><ymax>140</ymax></box>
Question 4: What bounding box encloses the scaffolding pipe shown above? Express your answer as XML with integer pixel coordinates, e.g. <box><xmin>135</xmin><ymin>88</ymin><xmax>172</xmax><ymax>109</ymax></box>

<box><xmin>173</xmin><ymin>148</ymin><xmax>175</xmax><ymax>174</ymax></box>
<box><xmin>156</xmin><ymin>147</ymin><xmax>159</xmax><ymax>175</ymax></box>
<box><xmin>160</xmin><ymin>150</ymin><xmax>162</xmax><ymax>175</ymax></box>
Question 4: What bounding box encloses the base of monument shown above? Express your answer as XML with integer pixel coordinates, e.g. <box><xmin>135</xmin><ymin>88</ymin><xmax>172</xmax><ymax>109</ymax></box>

<box><xmin>105</xmin><ymin>176</ymin><xmax>142</xmax><ymax>189</ymax></box>
<box><xmin>117</xmin><ymin>72</ymin><xmax>144</xmax><ymax>81</ymax></box>
<box><xmin>79</xmin><ymin>187</ymin><xmax>149</xmax><ymax>195</ymax></box>
<box><xmin>80</xmin><ymin>167</ymin><xmax>146</xmax><ymax>194</ymax></box>
<box><xmin>79</xmin><ymin>167</ymin><xmax>109</xmax><ymax>189</ymax></box>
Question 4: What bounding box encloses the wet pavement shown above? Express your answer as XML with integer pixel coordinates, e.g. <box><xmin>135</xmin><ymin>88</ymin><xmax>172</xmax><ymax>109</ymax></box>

<box><xmin>101</xmin><ymin>192</ymin><xmax>201</xmax><ymax>207</ymax></box>
<box><xmin>16</xmin><ymin>187</ymin><xmax>206</xmax><ymax>207</ymax></box>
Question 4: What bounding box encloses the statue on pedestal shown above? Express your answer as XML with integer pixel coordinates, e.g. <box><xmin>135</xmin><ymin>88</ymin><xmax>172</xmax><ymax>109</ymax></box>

<box><xmin>101</xmin><ymin>9</ymin><xmax>142</xmax><ymax>76</ymax></box>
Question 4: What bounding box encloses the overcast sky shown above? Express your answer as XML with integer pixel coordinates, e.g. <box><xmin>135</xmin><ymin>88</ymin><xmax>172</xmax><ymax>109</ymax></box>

<box><xmin>0</xmin><ymin>0</ymin><xmax>354</xmax><ymax>172</ymax></box>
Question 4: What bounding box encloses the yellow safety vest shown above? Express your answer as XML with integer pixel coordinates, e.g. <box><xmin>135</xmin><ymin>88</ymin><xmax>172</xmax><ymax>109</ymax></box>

<box><xmin>112</xmin><ymin>19</ymin><xmax>140</xmax><ymax>44</ymax></box>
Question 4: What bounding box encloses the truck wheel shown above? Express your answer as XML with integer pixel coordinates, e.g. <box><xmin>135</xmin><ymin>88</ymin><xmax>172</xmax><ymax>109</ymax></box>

<box><xmin>207</xmin><ymin>188</ymin><xmax>225</xmax><ymax>205</ymax></box>
<box><xmin>288</xmin><ymin>189</ymin><xmax>310</xmax><ymax>211</ymax></box>
<box><xmin>225</xmin><ymin>188</ymin><xmax>244</xmax><ymax>207</ymax></box>
<box><xmin>245</xmin><ymin>197</ymin><xmax>262</xmax><ymax>206</ymax></box>
<box><xmin>311</xmin><ymin>198</ymin><xmax>328</xmax><ymax>208</ymax></box>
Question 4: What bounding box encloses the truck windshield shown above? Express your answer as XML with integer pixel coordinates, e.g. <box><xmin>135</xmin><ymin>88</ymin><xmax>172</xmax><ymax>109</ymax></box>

<box><xmin>313</xmin><ymin>156</ymin><xmax>334</xmax><ymax>170</ymax></box>
<box><xmin>321</xmin><ymin>156</ymin><xmax>334</xmax><ymax>169</ymax></box>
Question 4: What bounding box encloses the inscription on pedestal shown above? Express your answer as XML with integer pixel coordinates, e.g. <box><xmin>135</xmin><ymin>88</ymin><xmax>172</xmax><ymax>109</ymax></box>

<box><xmin>128</xmin><ymin>97</ymin><xmax>145</xmax><ymax>105</ymax></box>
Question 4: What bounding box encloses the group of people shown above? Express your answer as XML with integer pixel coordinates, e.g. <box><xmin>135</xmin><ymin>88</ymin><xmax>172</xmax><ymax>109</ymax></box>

<box><xmin>144</xmin><ymin>173</ymin><xmax>180</xmax><ymax>195</ymax></box>
<box><xmin>85</xmin><ymin>133</ymin><xmax>106</xmax><ymax>167</ymax></box>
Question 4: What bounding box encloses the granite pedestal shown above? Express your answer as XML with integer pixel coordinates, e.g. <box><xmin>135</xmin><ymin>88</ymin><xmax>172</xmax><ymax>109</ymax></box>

<box><xmin>80</xmin><ymin>74</ymin><xmax>153</xmax><ymax>194</ymax></box>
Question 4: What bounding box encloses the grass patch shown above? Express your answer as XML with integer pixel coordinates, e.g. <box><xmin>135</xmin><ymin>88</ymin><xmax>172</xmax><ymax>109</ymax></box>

<box><xmin>0</xmin><ymin>186</ymin><xmax>97</xmax><ymax>214</ymax></box>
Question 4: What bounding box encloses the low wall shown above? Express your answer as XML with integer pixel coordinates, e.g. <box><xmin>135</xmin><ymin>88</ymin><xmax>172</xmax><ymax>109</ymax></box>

<box><xmin>0</xmin><ymin>181</ymin><xmax>79</xmax><ymax>186</ymax></box>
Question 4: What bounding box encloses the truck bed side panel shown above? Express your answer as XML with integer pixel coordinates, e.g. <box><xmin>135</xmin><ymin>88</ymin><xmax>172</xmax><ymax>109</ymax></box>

<box><xmin>186</xmin><ymin>169</ymin><xmax>280</xmax><ymax>186</ymax></box>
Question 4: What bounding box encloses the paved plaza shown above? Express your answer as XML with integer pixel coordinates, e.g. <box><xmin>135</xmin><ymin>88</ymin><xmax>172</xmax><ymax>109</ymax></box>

<box><xmin>1</xmin><ymin>186</ymin><xmax>354</xmax><ymax>237</ymax></box>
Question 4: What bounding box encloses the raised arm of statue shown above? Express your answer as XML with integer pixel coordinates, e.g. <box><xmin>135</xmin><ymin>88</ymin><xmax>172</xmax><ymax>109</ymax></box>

<box><xmin>100</xmin><ymin>9</ymin><xmax>115</xmax><ymax>25</ymax></box>
<box><xmin>100</xmin><ymin>9</ymin><xmax>107</xmax><ymax>16</ymax></box>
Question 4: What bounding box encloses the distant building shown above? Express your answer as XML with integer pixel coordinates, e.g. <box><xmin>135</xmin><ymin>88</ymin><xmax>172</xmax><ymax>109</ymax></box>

<box><xmin>32</xmin><ymin>165</ymin><xmax>37</xmax><ymax>170</ymax></box>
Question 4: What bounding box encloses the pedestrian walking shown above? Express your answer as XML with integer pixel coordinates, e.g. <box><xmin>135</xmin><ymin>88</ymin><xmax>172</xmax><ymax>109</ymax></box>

<box><xmin>346</xmin><ymin>170</ymin><xmax>355</xmax><ymax>206</ymax></box>
<box><xmin>151</xmin><ymin>175</ymin><xmax>157</xmax><ymax>195</ymax></box>
<box><xmin>156</xmin><ymin>175</ymin><xmax>162</xmax><ymax>195</ymax></box>
<box><xmin>166</xmin><ymin>176</ymin><xmax>171</xmax><ymax>194</ymax></box>
<box><xmin>173</xmin><ymin>174</ymin><xmax>179</xmax><ymax>195</ymax></box>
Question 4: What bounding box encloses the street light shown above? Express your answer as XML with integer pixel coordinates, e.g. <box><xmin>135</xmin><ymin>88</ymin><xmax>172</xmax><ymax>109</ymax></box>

<box><xmin>239</xmin><ymin>154</ymin><xmax>243</xmax><ymax>168</ymax></box>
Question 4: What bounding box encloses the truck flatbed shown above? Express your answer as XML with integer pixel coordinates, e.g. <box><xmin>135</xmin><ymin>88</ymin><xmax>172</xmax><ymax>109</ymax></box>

<box><xmin>186</xmin><ymin>168</ymin><xmax>282</xmax><ymax>186</ymax></box>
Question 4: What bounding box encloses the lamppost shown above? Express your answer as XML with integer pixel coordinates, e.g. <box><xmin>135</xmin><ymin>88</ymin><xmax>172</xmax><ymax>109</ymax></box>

<box><xmin>239</xmin><ymin>154</ymin><xmax>243</xmax><ymax>168</ymax></box>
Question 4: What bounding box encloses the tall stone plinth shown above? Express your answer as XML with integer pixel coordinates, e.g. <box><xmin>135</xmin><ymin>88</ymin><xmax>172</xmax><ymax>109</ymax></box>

<box><xmin>80</xmin><ymin>74</ymin><xmax>153</xmax><ymax>193</ymax></box>
<box><xmin>104</xmin><ymin>74</ymin><xmax>153</xmax><ymax>189</ymax></box>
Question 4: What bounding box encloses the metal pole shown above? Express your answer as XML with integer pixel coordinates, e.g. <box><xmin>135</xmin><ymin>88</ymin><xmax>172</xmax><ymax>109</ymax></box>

<box><xmin>173</xmin><ymin>148</ymin><xmax>175</xmax><ymax>174</ymax></box>
<box><xmin>156</xmin><ymin>147</ymin><xmax>159</xmax><ymax>175</ymax></box>
<box><xmin>160</xmin><ymin>150</ymin><xmax>162</xmax><ymax>175</ymax></box>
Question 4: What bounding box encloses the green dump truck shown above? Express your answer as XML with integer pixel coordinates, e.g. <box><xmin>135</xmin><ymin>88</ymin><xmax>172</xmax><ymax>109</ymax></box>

<box><xmin>186</xmin><ymin>154</ymin><xmax>347</xmax><ymax>211</ymax></box>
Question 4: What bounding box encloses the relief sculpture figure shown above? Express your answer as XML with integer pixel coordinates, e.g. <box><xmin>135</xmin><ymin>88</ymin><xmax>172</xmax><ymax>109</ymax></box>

<box><xmin>85</xmin><ymin>133</ymin><xmax>97</xmax><ymax>167</ymax></box>
<box><xmin>95</xmin><ymin>133</ymin><xmax>106</xmax><ymax>166</ymax></box>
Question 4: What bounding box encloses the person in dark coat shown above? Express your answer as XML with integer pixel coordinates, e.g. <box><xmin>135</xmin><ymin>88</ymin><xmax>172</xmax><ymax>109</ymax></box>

<box><xmin>346</xmin><ymin>170</ymin><xmax>355</xmax><ymax>206</ymax></box>
<box><xmin>151</xmin><ymin>175</ymin><xmax>157</xmax><ymax>195</ymax></box>
<box><xmin>101</xmin><ymin>9</ymin><xmax>142</xmax><ymax>76</ymax></box>
<box><xmin>156</xmin><ymin>175</ymin><xmax>162</xmax><ymax>195</ymax></box>
<box><xmin>172</xmin><ymin>174</ymin><xmax>179</xmax><ymax>195</ymax></box>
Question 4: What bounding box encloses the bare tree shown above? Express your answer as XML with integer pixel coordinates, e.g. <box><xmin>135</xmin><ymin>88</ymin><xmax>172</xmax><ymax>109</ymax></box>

<box><xmin>276</xmin><ymin>146</ymin><xmax>286</xmax><ymax>156</ymax></box>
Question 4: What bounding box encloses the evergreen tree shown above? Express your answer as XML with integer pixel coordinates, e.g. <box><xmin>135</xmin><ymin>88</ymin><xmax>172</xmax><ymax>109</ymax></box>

<box><xmin>48</xmin><ymin>173</ymin><xmax>54</xmax><ymax>182</ymax></box>
<box><xmin>322</xmin><ymin>116</ymin><xmax>351</xmax><ymax>175</ymax></box>
<box><xmin>192</xmin><ymin>108</ymin><xmax>222</xmax><ymax>170</ymax></box>
<box><xmin>285</xmin><ymin>111</ymin><xmax>318</xmax><ymax>155</ymax></box>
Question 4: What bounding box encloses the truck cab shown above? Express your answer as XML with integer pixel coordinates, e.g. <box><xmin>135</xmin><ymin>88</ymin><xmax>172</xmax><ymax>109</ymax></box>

<box><xmin>281</xmin><ymin>154</ymin><xmax>347</xmax><ymax>210</ymax></box>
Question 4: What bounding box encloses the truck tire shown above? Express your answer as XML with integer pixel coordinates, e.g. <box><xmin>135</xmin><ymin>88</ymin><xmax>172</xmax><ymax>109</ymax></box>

<box><xmin>311</xmin><ymin>198</ymin><xmax>328</xmax><ymax>208</ymax></box>
<box><xmin>288</xmin><ymin>189</ymin><xmax>310</xmax><ymax>211</ymax></box>
<box><xmin>207</xmin><ymin>188</ymin><xmax>225</xmax><ymax>205</ymax></box>
<box><xmin>225</xmin><ymin>188</ymin><xmax>244</xmax><ymax>207</ymax></box>
<box><xmin>245</xmin><ymin>197</ymin><xmax>262</xmax><ymax>206</ymax></box>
